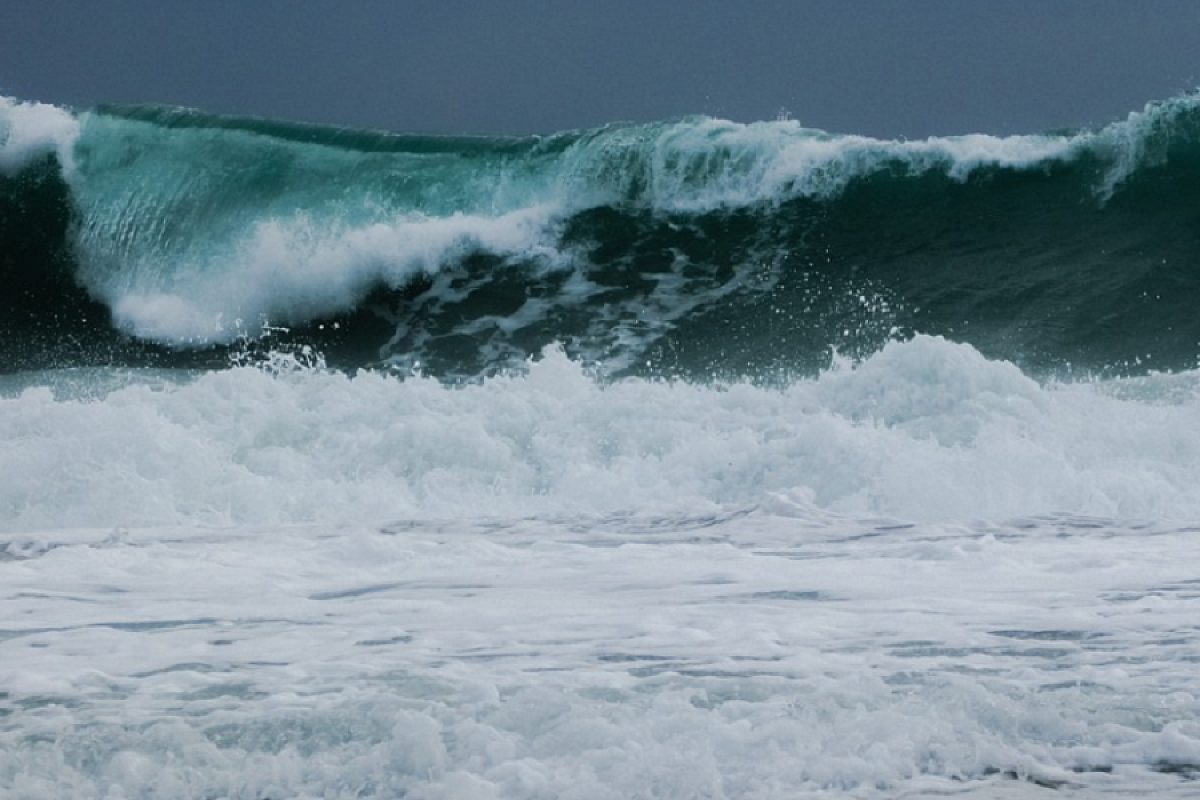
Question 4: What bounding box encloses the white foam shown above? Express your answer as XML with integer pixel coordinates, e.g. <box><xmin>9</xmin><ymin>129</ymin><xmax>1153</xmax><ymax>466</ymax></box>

<box><xmin>5</xmin><ymin>336</ymin><xmax>1200</xmax><ymax>532</ymax></box>
<box><xmin>107</xmin><ymin>206</ymin><xmax>563</xmax><ymax>342</ymax></box>
<box><xmin>6</xmin><ymin>337</ymin><xmax>1200</xmax><ymax>797</ymax></box>
<box><xmin>2</xmin><ymin>502</ymin><xmax>1199</xmax><ymax>798</ymax></box>
<box><xmin>0</xmin><ymin>95</ymin><xmax>80</xmax><ymax>174</ymax></box>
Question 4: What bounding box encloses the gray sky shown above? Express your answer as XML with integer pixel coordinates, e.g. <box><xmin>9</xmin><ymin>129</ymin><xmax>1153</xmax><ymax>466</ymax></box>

<box><xmin>2</xmin><ymin>1</ymin><xmax>1198</xmax><ymax>138</ymax></box>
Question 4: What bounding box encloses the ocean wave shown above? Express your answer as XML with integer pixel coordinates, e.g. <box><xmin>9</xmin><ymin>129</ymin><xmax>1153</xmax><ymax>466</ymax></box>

<box><xmin>4</xmin><ymin>92</ymin><xmax>1200</xmax><ymax>377</ymax></box>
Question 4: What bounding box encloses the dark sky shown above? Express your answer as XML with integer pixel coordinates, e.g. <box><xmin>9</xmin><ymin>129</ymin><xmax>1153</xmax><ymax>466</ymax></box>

<box><xmin>2</xmin><ymin>1</ymin><xmax>1198</xmax><ymax>138</ymax></box>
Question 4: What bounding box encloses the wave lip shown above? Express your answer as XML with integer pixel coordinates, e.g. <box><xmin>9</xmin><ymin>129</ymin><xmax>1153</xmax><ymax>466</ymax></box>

<box><xmin>0</xmin><ymin>96</ymin><xmax>79</xmax><ymax>173</ymax></box>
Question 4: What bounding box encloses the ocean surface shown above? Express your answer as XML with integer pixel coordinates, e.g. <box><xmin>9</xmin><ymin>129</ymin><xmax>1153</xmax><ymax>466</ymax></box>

<box><xmin>3</xmin><ymin>92</ymin><xmax>1200</xmax><ymax>798</ymax></box>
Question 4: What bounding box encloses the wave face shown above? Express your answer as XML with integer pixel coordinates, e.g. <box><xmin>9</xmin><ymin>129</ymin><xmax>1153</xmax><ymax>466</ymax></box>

<box><xmin>4</xmin><ymin>93</ymin><xmax>1200</xmax><ymax>378</ymax></box>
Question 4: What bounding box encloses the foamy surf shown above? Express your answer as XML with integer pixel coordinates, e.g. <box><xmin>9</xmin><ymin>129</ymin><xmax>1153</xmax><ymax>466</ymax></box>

<box><xmin>3</xmin><ymin>494</ymin><xmax>1200</xmax><ymax>798</ymax></box>
<box><xmin>6</xmin><ymin>89</ymin><xmax>1200</xmax><ymax>798</ymax></box>
<box><xmin>4</xmin><ymin>337</ymin><xmax>1200</xmax><ymax>532</ymax></box>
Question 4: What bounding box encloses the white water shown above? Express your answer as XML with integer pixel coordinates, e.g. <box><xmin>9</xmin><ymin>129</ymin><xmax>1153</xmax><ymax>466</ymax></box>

<box><xmin>5</xmin><ymin>337</ymin><xmax>1200</xmax><ymax>531</ymax></box>
<box><xmin>4</xmin><ymin>337</ymin><xmax>1200</xmax><ymax>798</ymax></box>
<box><xmin>0</xmin><ymin>96</ymin><xmax>79</xmax><ymax>173</ymax></box>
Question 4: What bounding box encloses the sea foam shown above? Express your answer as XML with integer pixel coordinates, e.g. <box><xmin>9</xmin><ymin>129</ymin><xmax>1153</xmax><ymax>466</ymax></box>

<box><xmin>4</xmin><ymin>336</ymin><xmax>1200</xmax><ymax>532</ymax></box>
